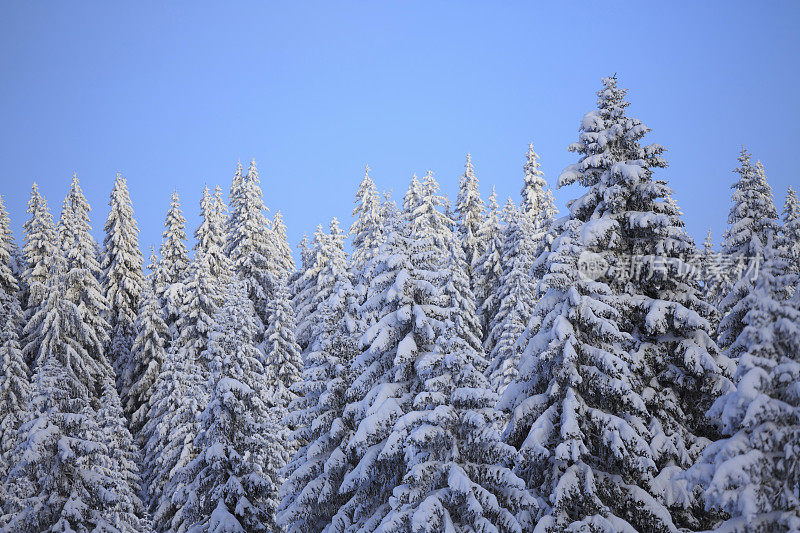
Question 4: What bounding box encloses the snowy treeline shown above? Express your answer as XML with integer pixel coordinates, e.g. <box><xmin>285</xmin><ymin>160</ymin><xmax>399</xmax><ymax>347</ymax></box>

<box><xmin>0</xmin><ymin>76</ymin><xmax>799</xmax><ymax>532</ymax></box>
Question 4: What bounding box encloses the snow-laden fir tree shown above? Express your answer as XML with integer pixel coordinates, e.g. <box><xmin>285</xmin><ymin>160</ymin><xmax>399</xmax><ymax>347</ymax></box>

<box><xmin>402</xmin><ymin>173</ymin><xmax>423</xmax><ymax>217</ymax></box>
<box><xmin>778</xmin><ymin>186</ymin><xmax>800</xmax><ymax>283</ymax></box>
<box><xmin>375</xmin><ymin>321</ymin><xmax>535</xmax><ymax>532</ymax></box>
<box><xmin>326</xmin><ymin>212</ymin><xmax>449</xmax><ymax>532</ymax></box>
<box><xmin>272</xmin><ymin>210</ymin><xmax>296</xmax><ymax>277</ymax></box>
<box><xmin>376</xmin><ymin>235</ymin><xmax>535</xmax><ymax>531</ymax></box>
<box><xmin>125</xmin><ymin>284</ymin><xmax>169</xmax><ymax>437</ymax></box>
<box><xmin>700</xmin><ymin>229</ymin><xmax>726</xmax><ymax>312</ymax></box>
<box><xmin>228</xmin><ymin>159</ymin><xmax>278</xmax><ymax>322</ymax></box>
<box><xmin>22</xmin><ymin>183</ymin><xmax>58</xmax><ymax>289</ymax></box>
<box><xmin>58</xmin><ymin>175</ymin><xmax>113</xmax><ymax>399</ymax></box>
<box><xmin>172</xmin><ymin>281</ymin><xmax>286</xmax><ymax>532</ymax></box>
<box><xmin>102</xmin><ymin>173</ymin><xmax>146</xmax><ymax>382</ymax></box>
<box><xmin>472</xmin><ymin>186</ymin><xmax>503</xmax><ymax>337</ymax></box>
<box><xmin>350</xmin><ymin>165</ymin><xmax>383</xmax><ymax>297</ymax></box>
<box><xmin>143</xmin><ymin>249</ymin><xmax>223</xmax><ymax>531</ymax></box>
<box><xmin>502</xmin><ymin>76</ymin><xmax>733</xmax><ymax>531</ymax></box>
<box><xmin>478</xmin><ymin>197</ymin><xmax>518</xmax><ymax>348</ymax></box>
<box><xmin>224</xmin><ymin>160</ymin><xmax>245</xmax><ymax>257</ymax></box>
<box><xmin>95</xmin><ymin>379</ymin><xmax>150</xmax><ymax>531</ymax></box>
<box><xmin>407</xmin><ymin>170</ymin><xmax>452</xmax><ymax>261</ymax></box>
<box><xmin>155</xmin><ymin>190</ymin><xmax>191</xmax><ymax>340</ymax></box>
<box><xmin>0</xmin><ymin>195</ymin><xmax>28</xmax><ymax>507</ymax></box>
<box><xmin>484</xmin><ymin>206</ymin><xmax>538</xmax><ymax>395</ymax></box>
<box><xmin>195</xmin><ymin>185</ymin><xmax>232</xmax><ymax>284</ymax></box>
<box><xmin>4</xmin><ymin>262</ymin><xmax>146</xmax><ymax>531</ymax></box>
<box><xmin>718</xmin><ymin>151</ymin><xmax>780</xmax><ymax>350</ymax></box>
<box><xmin>500</xmin><ymin>217</ymin><xmax>673</xmax><ymax>532</ymax></box>
<box><xmin>519</xmin><ymin>142</ymin><xmax>557</xmax><ymax>258</ymax></box>
<box><xmin>686</xmin><ymin>244</ymin><xmax>800</xmax><ymax>532</ymax></box>
<box><xmin>279</xmin><ymin>225</ymin><xmax>361</xmax><ymax>533</ymax></box>
<box><xmin>559</xmin><ymin>75</ymin><xmax>734</xmax><ymax>529</ymax></box>
<box><xmin>298</xmin><ymin>234</ymin><xmax>312</xmax><ymax>272</ymax></box>
<box><xmin>264</xmin><ymin>277</ymin><xmax>303</xmax><ymax>410</ymax></box>
<box><xmin>455</xmin><ymin>153</ymin><xmax>485</xmax><ymax>286</ymax></box>
<box><xmin>293</xmin><ymin>222</ymin><xmax>337</xmax><ymax>349</ymax></box>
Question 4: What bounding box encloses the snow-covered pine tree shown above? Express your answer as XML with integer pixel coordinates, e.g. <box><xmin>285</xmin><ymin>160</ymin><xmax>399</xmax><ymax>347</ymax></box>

<box><xmin>195</xmin><ymin>185</ymin><xmax>232</xmax><ymax>284</ymax></box>
<box><xmin>408</xmin><ymin>170</ymin><xmax>452</xmax><ymax>260</ymax></box>
<box><xmin>172</xmin><ymin>281</ymin><xmax>285</xmax><ymax>532</ymax></box>
<box><xmin>272</xmin><ymin>210</ymin><xmax>296</xmax><ymax>277</ymax></box>
<box><xmin>20</xmin><ymin>184</ymin><xmax>59</xmax><ymax>367</ymax></box>
<box><xmin>102</xmin><ymin>173</ymin><xmax>146</xmax><ymax>383</ymax></box>
<box><xmin>718</xmin><ymin>151</ymin><xmax>780</xmax><ymax>350</ymax></box>
<box><xmin>375</xmin><ymin>320</ymin><xmax>535</xmax><ymax>532</ymax></box>
<box><xmin>224</xmin><ymin>160</ymin><xmax>245</xmax><ymax>258</ymax></box>
<box><xmin>778</xmin><ymin>186</ymin><xmax>800</xmax><ymax>283</ymax></box>
<box><xmin>558</xmin><ymin>75</ymin><xmax>734</xmax><ymax>529</ymax></box>
<box><xmin>472</xmin><ymin>186</ymin><xmax>503</xmax><ymax>338</ymax></box>
<box><xmin>95</xmin><ymin>379</ymin><xmax>150</xmax><ymax>531</ymax></box>
<box><xmin>58</xmin><ymin>175</ymin><xmax>113</xmax><ymax>399</ymax></box>
<box><xmin>5</xmin><ymin>262</ymin><xmax>146</xmax><ymax>531</ymax></box>
<box><xmin>350</xmin><ymin>165</ymin><xmax>383</xmax><ymax>296</ymax></box>
<box><xmin>264</xmin><ymin>276</ymin><xmax>303</xmax><ymax>402</ymax></box>
<box><xmin>485</xmin><ymin>206</ymin><xmax>537</xmax><ymax>395</ymax></box>
<box><xmin>686</xmin><ymin>245</ymin><xmax>800</xmax><ymax>532</ymax></box>
<box><xmin>478</xmin><ymin>197</ymin><xmax>517</xmax><ymax>349</ymax></box>
<box><xmin>326</xmin><ymin>211</ymin><xmax>449</xmax><ymax>532</ymax></box>
<box><xmin>500</xmin><ymin>217</ymin><xmax>672</xmax><ymax>531</ymax></box>
<box><xmin>143</xmin><ymin>249</ymin><xmax>223</xmax><ymax>531</ymax></box>
<box><xmin>298</xmin><ymin>234</ymin><xmax>311</xmax><ymax>272</ymax></box>
<box><xmin>293</xmin><ymin>223</ymin><xmax>332</xmax><ymax>350</ymax></box>
<box><xmin>519</xmin><ymin>143</ymin><xmax>557</xmax><ymax>258</ymax></box>
<box><xmin>503</xmin><ymin>76</ymin><xmax>733</xmax><ymax>531</ymax></box>
<box><xmin>22</xmin><ymin>183</ymin><xmax>58</xmax><ymax>289</ymax></box>
<box><xmin>155</xmin><ymin>190</ymin><xmax>190</xmax><ymax>339</ymax></box>
<box><xmin>279</xmin><ymin>226</ymin><xmax>361</xmax><ymax>533</ymax></box>
<box><xmin>402</xmin><ymin>173</ymin><xmax>423</xmax><ymax>218</ymax></box>
<box><xmin>699</xmin><ymin>229</ymin><xmax>725</xmax><ymax>311</ymax></box>
<box><xmin>455</xmin><ymin>153</ymin><xmax>485</xmax><ymax>287</ymax></box>
<box><xmin>125</xmin><ymin>284</ymin><xmax>169</xmax><ymax>437</ymax></box>
<box><xmin>228</xmin><ymin>159</ymin><xmax>278</xmax><ymax>323</ymax></box>
<box><xmin>0</xmin><ymin>196</ymin><xmax>27</xmax><ymax>504</ymax></box>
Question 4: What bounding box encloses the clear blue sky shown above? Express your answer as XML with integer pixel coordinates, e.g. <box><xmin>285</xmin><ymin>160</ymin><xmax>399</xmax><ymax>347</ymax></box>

<box><xmin>1</xmin><ymin>2</ymin><xmax>798</xmax><ymax>256</ymax></box>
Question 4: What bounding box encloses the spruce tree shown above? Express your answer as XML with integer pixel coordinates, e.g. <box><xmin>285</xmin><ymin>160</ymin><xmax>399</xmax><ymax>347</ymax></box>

<box><xmin>143</xmin><ymin>250</ymin><xmax>222</xmax><ymax>531</ymax></box>
<box><xmin>485</xmin><ymin>206</ymin><xmax>537</xmax><ymax>395</ymax></box>
<box><xmin>455</xmin><ymin>153</ymin><xmax>485</xmax><ymax>286</ymax></box>
<box><xmin>155</xmin><ymin>190</ymin><xmax>190</xmax><ymax>339</ymax></box>
<box><xmin>687</xmin><ymin>247</ymin><xmax>800</xmax><ymax>532</ymax></box>
<box><xmin>350</xmin><ymin>165</ymin><xmax>383</xmax><ymax>296</ymax></box>
<box><xmin>293</xmin><ymin>224</ymin><xmax>332</xmax><ymax>349</ymax></box>
<box><xmin>279</xmin><ymin>228</ymin><xmax>361</xmax><ymax>533</ymax></box>
<box><xmin>779</xmin><ymin>186</ymin><xmax>800</xmax><ymax>282</ymax></box>
<box><xmin>0</xmin><ymin>197</ymin><xmax>27</xmax><ymax>501</ymax></box>
<box><xmin>102</xmin><ymin>173</ymin><xmax>146</xmax><ymax>382</ymax></box>
<box><xmin>228</xmin><ymin>159</ymin><xmax>278</xmax><ymax>323</ymax></box>
<box><xmin>500</xmin><ymin>218</ymin><xmax>668</xmax><ymax>531</ymax></box>
<box><xmin>5</xmin><ymin>264</ymin><xmax>146</xmax><ymax>531</ymax></box>
<box><xmin>172</xmin><ymin>281</ymin><xmax>285</xmax><ymax>532</ymax></box>
<box><xmin>264</xmin><ymin>278</ymin><xmax>303</xmax><ymax>413</ymax></box>
<box><xmin>22</xmin><ymin>183</ymin><xmax>58</xmax><ymax>289</ymax></box>
<box><xmin>472</xmin><ymin>186</ymin><xmax>503</xmax><ymax>337</ymax></box>
<box><xmin>272</xmin><ymin>210</ymin><xmax>296</xmax><ymax>277</ymax></box>
<box><xmin>195</xmin><ymin>185</ymin><xmax>232</xmax><ymax>284</ymax></box>
<box><xmin>718</xmin><ymin>151</ymin><xmax>780</xmax><ymax>350</ymax></box>
<box><xmin>328</xmin><ymin>215</ymin><xmax>447</xmax><ymax>531</ymax></box>
<box><xmin>59</xmin><ymin>176</ymin><xmax>113</xmax><ymax>398</ymax></box>
<box><xmin>125</xmin><ymin>284</ymin><xmax>169</xmax><ymax>436</ymax></box>
<box><xmin>504</xmin><ymin>76</ymin><xmax>732</xmax><ymax>531</ymax></box>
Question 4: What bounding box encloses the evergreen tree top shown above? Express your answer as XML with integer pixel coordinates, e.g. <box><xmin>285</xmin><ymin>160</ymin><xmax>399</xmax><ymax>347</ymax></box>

<box><xmin>23</xmin><ymin>182</ymin><xmax>58</xmax><ymax>285</ymax></box>
<box><xmin>559</xmin><ymin>75</ymin><xmax>666</xmax><ymax>190</ymax></box>
<box><xmin>722</xmin><ymin>148</ymin><xmax>780</xmax><ymax>258</ymax></box>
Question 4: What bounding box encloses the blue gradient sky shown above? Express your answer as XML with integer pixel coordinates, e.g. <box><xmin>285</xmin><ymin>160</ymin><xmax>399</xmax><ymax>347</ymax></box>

<box><xmin>1</xmin><ymin>2</ymin><xmax>798</xmax><ymax>256</ymax></box>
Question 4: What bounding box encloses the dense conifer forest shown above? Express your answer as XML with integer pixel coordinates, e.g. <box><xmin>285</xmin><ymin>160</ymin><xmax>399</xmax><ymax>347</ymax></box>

<box><xmin>0</xmin><ymin>77</ymin><xmax>798</xmax><ymax>532</ymax></box>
